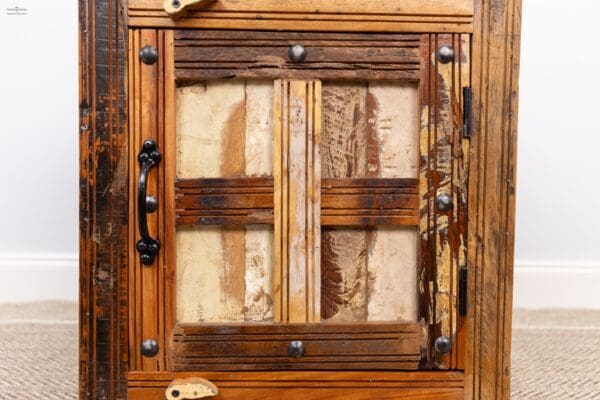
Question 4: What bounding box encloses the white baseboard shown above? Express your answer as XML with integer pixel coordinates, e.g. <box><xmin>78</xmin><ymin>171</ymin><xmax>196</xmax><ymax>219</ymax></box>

<box><xmin>0</xmin><ymin>255</ymin><xmax>598</xmax><ymax>308</ymax></box>
<box><xmin>0</xmin><ymin>254</ymin><xmax>78</xmax><ymax>302</ymax></box>
<box><xmin>514</xmin><ymin>262</ymin><xmax>600</xmax><ymax>309</ymax></box>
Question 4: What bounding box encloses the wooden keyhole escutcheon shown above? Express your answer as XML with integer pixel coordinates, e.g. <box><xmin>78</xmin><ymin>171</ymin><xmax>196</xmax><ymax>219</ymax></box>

<box><xmin>165</xmin><ymin>378</ymin><xmax>219</xmax><ymax>400</ymax></box>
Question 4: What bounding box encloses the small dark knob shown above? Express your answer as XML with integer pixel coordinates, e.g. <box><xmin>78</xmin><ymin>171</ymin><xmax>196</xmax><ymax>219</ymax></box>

<box><xmin>435</xmin><ymin>336</ymin><xmax>452</xmax><ymax>354</ymax></box>
<box><xmin>139</xmin><ymin>45</ymin><xmax>158</xmax><ymax>65</ymax></box>
<box><xmin>141</xmin><ymin>338</ymin><xmax>159</xmax><ymax>357</ymax></box>
<box><xmin>288</xmin><ymin>44</ymin><xmax>307</xmax><ymax>63</ymax></box>
<box><xmin>436</xmin><ymin>193</ymin><xmax>454</xmax><ymax>212</ymax></box>
<box><xmin>288</xmin><ymin>340</ymin><xmax>305</xmax><ymax>358</ymax></box>
<box><xmin>436</xmin><ymin>45</ymin><xmax>455</xmax><ymax>64</ymax></box>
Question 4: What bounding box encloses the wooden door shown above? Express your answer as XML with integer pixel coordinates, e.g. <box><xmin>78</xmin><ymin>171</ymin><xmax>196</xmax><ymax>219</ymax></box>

<box><xmin>127</xmin><ymin>27</ymin><xmax>471</xmax><ymax>399</ymax></box>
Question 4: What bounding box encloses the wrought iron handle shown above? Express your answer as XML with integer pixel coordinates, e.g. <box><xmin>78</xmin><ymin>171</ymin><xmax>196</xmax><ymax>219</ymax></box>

<box><xmin>137</xmin><ymin>140</ymin><xmax>161</xmax><ymax>265</ymax></box>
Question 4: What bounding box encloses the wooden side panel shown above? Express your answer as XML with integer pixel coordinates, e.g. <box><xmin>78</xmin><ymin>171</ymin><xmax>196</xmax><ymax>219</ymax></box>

<box><xmin>320</xmin><ymin>83</ymin><xmax>419</xmax><ymax>323</ymax></box>
<box><xmin>79</xmin><ymin>0</ymin><xmax>129</xmax><ymax>397</ymax></box>
<box><xmin>129</xmin><ymin>371</ymin><xmax>465</xmax><ymax>400</ymax></box>
<box><xmin>171</xmin><ymin>323</ymin><xmax>424</xmax><ymax>371</ymax></box>
<box><xmin>466</xmin><ymin>0</ymin><xmax>522</xmax><ymax>398</ymax></box>
<box><xmin>127</xmin><ymin>0</ymin><xmax>474</xmax><ymax>33</ymax></box>
<box><xmin>175</xmin><ymin>81</ymin><xmax>274</xmax><ymax>323</ymax></box>
<box><xmin>273</xmin><ymin>80</ymin><xmax>321</xmax><ymax>323</ymax></box>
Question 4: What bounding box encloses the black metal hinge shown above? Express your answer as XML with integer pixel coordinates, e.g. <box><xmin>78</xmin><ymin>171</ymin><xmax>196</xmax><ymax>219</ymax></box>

<box><xmin>459</xmin><ymin>266</ymin><xmax>468</xmax><ymax>316</ymax></box>
<box><xmin>463</xmin><ymin>87</ymin><xmax>473</xmax><ymax>139</ymax></box>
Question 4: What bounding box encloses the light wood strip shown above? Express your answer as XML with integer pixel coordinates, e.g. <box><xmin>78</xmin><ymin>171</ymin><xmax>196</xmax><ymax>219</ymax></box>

<box><xmin>273</xmin><ymin>80</ymin><xmax>321</xmax><ymax>323</ymax></box>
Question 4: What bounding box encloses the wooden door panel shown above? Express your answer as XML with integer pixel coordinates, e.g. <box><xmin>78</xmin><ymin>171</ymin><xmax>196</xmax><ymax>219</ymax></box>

<box><xmin>128</xmin><ymin>29</ymin><xmax>470</xmax><ymax>376</ymax></box>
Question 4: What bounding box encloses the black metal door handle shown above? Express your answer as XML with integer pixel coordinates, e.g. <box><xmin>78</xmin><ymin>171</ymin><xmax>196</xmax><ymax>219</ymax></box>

<box><xmin>137</xmin><ymin>140</ymin><xmax>161</xmax><ymax>265</ymax></box>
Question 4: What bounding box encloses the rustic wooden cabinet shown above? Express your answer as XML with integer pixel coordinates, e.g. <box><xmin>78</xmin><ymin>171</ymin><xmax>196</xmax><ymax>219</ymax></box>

<box><xmin>79</xmin><ymin>1</ymin><xmax>522</xmax><ymax>399</ymax></box>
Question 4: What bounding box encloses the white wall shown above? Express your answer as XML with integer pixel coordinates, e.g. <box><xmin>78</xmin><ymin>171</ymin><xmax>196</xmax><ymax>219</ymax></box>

<box><xmin>514</xmin><ymin>0</ymin><xmax>600</xmax><ymax>308</ymax></box>
<box><xmin>0</xmin><ymin>1</ymin><xmax>79</xmax><ymax>301</ymax></box>
<box><xmin>0</xmin><ymin>0</ymin><xmax>598</xmax><ymax>307</ymax></box>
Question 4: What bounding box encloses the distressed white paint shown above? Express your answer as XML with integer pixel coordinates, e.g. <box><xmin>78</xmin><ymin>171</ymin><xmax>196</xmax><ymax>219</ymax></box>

<box><xmin>367</xmin><ymin>83</ymin><xmax>419</xmax><ymax>322</ymax></box>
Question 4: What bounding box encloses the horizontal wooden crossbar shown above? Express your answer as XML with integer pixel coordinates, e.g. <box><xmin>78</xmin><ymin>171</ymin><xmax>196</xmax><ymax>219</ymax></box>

<box><xmin>170</xmin><ymin>322</ymin><xmax>424</xmax><ymax>371</ymax></box>
<box><xmin>175</xmin><ymin>177</ymin><xmax>419</xmax><ymax>226</ymax></box>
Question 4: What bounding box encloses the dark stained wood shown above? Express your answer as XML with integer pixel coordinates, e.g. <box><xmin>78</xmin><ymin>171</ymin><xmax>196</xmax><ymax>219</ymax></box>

<box><xmin>175</xmin><ymin>178</ymin><xmax>419</xmax><ymax>226</ymax></box>
<box><xmin>174</xmin><ymin>30</ymin><xmax>421</xmax><ymax>82</ymax></box>
<box><xmin>79</xmin><ymin>0</ymin><xmax>129</xmax><ymax>398</ymax></box>
<box><xmin>176</xmin><ymin>177</ymin><xmax>274</xmax><ymax>226</ymax></box>
<box><xmin>128</xmin><ymin>371</ymin><xmax>465</xmax><ymax>400</ymax></box>
<box><xmin>322</xmin><ymin>178</ymin><xmax>418</xmax><ymax>226</ymax></box>
<box><xmin>171</xmin><ymin>323</ymin><xmax>424</xmax><ymax>371</ymax></box>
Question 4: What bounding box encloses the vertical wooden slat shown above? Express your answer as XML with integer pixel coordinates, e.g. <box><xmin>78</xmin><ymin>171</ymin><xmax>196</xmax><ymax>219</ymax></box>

<box><xmin>433</xmin><ymin>33</ymin><xmax>455</xmax><ymax>370</ymax></box>
<box><xmin>128</xmin><ymin>29</ymin><xmax>167</xmax><ymax>372</ymax></box>
<box><xmin>467</xmin><ymin>0</ymin><xmax>522</xmax><ymax>398</ymax></box>
<box><xmin>273</xmin><ymin>80</ymin><xmax>321</xmax><ymax>323</ymax></box>
<box><xmin>80</xmin><ymin>0</ymin><xmax>130</xmax><ymax>397</ymax></box>
<box><xmin>418</xmin><ymin>34</ymin><xmax>435</xmax><ymax>368</ymax></box>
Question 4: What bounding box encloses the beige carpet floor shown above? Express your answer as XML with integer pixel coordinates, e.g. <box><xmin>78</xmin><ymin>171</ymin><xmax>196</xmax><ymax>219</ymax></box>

<box><xmin>0</xmin><ymin>302</ymin><xmax>598</xmax><ymax>399</ymax></box>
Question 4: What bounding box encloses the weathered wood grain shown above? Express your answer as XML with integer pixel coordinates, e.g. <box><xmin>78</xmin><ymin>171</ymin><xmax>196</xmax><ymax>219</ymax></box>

<box><xmin>273</xmin><ymin>80</ymin><xmax>321</xmax><ymax>323</ymax></box>
<box><xmin>365</xmin><ymin>83</ymin><xmax>419</xmax><ymax>324</ymax></box>
<box><xmin>175</xmin><ymin>177</ymin><xmax>418</xmax><ymax>226</ymax></box>
<box><xmin>175</xmin><ymin>81</ymin><xmax>274</xmax><ymax>323</ymax></box>
<box><xmin>128</xmin><ymin>29</ymin><xmax>173</xmax><ymax>373</ymax></box>
<box><xmin>128</xmin><ymin>371</ymin><xmax>465</xmax><ymax>400</ymax></box>
<box><xmin>128</xmin><ymin>0</ymin><xmax>473</xmax><ymax>33</ymax></box>
<box><xmin>81</xmin><ymin>0</ymin><xmax>522</xmax><ymax>397</ymax></box>
<box><xmin>79</xmin><ymin>0</ymin><xmax>129</xmax><ymax>397</ymax></box>
<box><xmin>417</xmin><ymin>33</ymin><xmax>471</xmax><ymax>370</ymax></box>
<box><xmin>174</xmin><ymin>31</ymin><xmax>421</xmax><ymax>82</ymax></box>
<box><xmin>320</xmin><ymin>82</ymin><xmax>419</xmax><ymax>323</ymax></box>
<box><xmin>171</xmin><ymin>323</ymin><xmax>424</xmax><ymax>371</ymax></box>
<box><xmin>465</xmin><ymin>0</ymin><xmax>522</xmax><ymax>398</ymax></box>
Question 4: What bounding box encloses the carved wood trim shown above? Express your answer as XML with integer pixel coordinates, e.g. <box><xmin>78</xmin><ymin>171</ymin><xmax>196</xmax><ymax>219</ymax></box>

<box><xmin>273</xmin><ymin>80</ymin><xmax>322</xmax><ymax>324</ymax></box>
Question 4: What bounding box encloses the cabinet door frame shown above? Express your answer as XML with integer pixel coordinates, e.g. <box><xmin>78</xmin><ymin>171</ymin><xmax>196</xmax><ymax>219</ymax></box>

<box><xmin>126</xmin><ymin>30</ymin><xmax>469</xmax><ymax>374</ymax></box>
<box><xmin>79</xmin><ymin>0</ymin><xmax>522</xmax><ymax>399</ymax></box>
